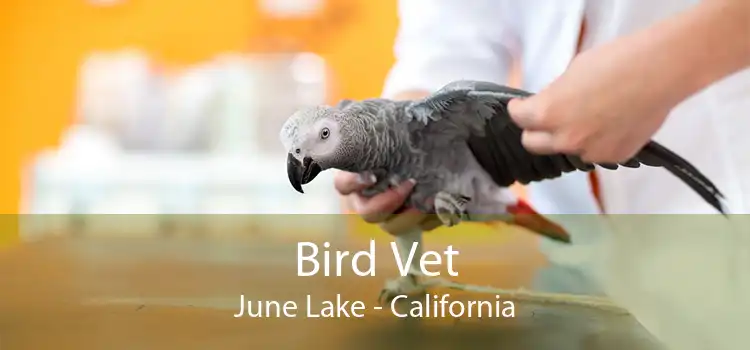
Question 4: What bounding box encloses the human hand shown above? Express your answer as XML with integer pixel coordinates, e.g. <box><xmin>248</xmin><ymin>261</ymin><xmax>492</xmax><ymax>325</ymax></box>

<box><xmin>508</xmin><ymin>33</ymin><xmax>681</xmax><ymax>163</ymax></box>
<box><xmin>333</xmin><ymin>171</ymin><xmax>443</xmax><ymax>236</ymax></box>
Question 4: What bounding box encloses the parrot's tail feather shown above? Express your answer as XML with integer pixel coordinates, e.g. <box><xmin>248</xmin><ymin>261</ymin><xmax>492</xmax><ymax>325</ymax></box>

<box><xmin>639</xmin><ymin>142</ymin><xmax>728</xmax><ymax>215</ymax></box>
<box><xmin>663</xmin><ymin>164</ymin><xmax>730</xmax><ymax>215</ymax></box>
<box><xmin>505</xmin><ymin>200</ymin><xmax>572</xmax><ymax>243</ymax></box>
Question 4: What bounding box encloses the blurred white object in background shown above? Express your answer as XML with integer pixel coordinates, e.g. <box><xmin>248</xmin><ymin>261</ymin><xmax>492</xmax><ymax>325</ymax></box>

<box><xmin>211</xmin><ymin>53</ymin><xmax>261</xmax><ymax>155</ymax></box>
<box><xmin>77</xmin><ymin>49</ymin><xmax>162</xmax><ymax>150</ymax></box>
<box><xmin>75</xmin><ymin>50</ymin><xmax>328</xmax><ymax>155</ymax></box>
<box><xmin>290</xmin><ymin>53</ymin><xmax>328</xmax><ymax>107</ymax></box>
<box><xmin>252</xmin><ymin>52</ymin><xmax>330</xmax><ymax>155</ymax></box>
<box><xmin>161</xmin><ymin>62</ymin><xmax>222</xmax><ymax>151</ymax></box>
<box><xmin>259</xmin><ymin>0</ymin><xmax>323</xmax><ymax>18</ymax></box>
<box><xmin>23</xmin><ymin>50</ymin><xmax>339</xmax><ymax>239</ymax></box>
<box><xmin>58</xmin><ymin>124</ymin><xmax>122</xmax><ymax>159</ymax></box>
<box><xmin>23</xmin><ymin>151</ymin><xmax>342</xmax><ymax>238</ymax></box>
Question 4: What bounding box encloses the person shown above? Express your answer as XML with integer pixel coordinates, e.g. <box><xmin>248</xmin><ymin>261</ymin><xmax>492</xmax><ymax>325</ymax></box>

<box><xmin>508</xmin><ymin>0</ymin><xmax>750</xmax><ymax>164</ymax></box>
<box><xmin>332</xmin><ymin>3</ymin><xmax>749</xmax><ymax>348</ymax></box>
<box><xmin>334</xmin><ymin>0</ymin><xmax>750</xmax><ymax>236</ymax></box>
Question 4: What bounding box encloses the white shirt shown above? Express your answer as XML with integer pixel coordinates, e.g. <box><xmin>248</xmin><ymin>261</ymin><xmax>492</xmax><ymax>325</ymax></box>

<box><xmin>382</xmin><ymin>0</ymin><xmax>750</xmax><ymax>217</ymax></box>
<box><xmin>382</xmin><ymin>1</ymin><xmax>750</xmax><ymax>349</ymax></box>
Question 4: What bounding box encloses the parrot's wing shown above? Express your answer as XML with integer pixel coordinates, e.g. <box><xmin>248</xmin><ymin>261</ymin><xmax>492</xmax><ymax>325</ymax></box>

<box><xmin>405</xmin><ymin>80</ymin><xmax>727</xmax><ymax>214</ymax></box>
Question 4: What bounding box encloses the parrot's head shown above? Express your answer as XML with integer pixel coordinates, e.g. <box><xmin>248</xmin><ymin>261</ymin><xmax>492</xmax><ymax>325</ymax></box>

<box><xmin>280</xmin><ymin>106</ymin><xmax>354</xmax><ymax>194</ymax></box>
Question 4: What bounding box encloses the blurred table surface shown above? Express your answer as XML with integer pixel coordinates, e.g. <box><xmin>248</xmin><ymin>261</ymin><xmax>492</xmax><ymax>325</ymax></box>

<box><xmin>0</xmin><ymin>221</ymin><xmax>664</xmax><ymax>350</ymax></box>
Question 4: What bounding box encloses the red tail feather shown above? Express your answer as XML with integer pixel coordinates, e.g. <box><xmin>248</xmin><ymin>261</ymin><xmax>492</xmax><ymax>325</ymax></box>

<box><xmin>485</xmin><ymin>199</ymin><xmax>571</xmax><ymax>243</ymax></box>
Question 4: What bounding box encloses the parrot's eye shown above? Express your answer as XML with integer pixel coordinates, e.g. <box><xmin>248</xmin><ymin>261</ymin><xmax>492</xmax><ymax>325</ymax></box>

<box><xmin>320</xmin><ymin>127</ymin><xmax>330</xmax><ymax>140</ymax></box>
<box><xmin>295</xmin><ymin>148</ymin><xmax>301</xmax><ymax>154</ymax></box>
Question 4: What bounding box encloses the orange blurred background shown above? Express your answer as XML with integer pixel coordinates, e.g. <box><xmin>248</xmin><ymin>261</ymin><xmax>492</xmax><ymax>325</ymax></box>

<box><xmin>0</xmin><ymin>0</ymin><xmax>527</xmax><ymax>249</ymax></box>
<box><xmin>0</xmin><ymin>0</ymin><xmax>400</xmax><ymax>214</ymax></box>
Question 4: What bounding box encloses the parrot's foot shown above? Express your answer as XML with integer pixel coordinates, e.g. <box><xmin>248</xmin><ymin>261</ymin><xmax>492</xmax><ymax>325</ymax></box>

<box><xmin>378</xmin><ymin>274</ymin><xmax>421</xmax><ymax>305</ymax></box>
<box><xmin>435</xmin><ymin>192</ymin><xmax>471</xmax><ymax>227</ymax></box>
<box><xmin>378</xmin><ymin>274</ymin><xmax>447</xmax><ymax>305</ymax></box>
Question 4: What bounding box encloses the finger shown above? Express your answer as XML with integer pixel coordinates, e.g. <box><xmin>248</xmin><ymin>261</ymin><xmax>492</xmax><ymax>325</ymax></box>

<box><xmin>380</xmin><ymin>208</ymin><xmax>428</xmax><ymax>236</ymax></box>
<box><xmin>581</xmin><ymin>143</ymin><xmax>637</xmax><ymax>164</ymax></box>
<box><xmin>339</xmin><ymin>194</ymin><xmax>357</xmax><ymax>214</ymax></box>
<box><xmin>521</xmin><ymin>130</ymin><xmax>557</xmax><ymax>154</ymax></box>
<box><xmin>580</xmin><ymin>146</ymin><xmax>609</xmax><ymax>163</ymax></box>
<box><xmin>579</xmin><ymin>133</ymin><xmax>639</xmax><ymax>163</ymax></box>
<box><xmin>334</xmin><ymin>171</ymin><xmax>376</xmax><ymax>195</ymax></box>
<box><xmin>355</xmin><ymin>180</ymin><xmax>416</xmax><ymax>223</ymax></box>
<box><xmin>508</xmin><ymin>97</ymin><xmax>546</xmax><ymax>130</ymax></box>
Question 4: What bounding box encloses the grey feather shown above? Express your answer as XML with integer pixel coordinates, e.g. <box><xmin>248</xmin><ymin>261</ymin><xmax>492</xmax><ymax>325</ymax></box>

<box><xmin>405</xmin><ymin>80</ymin><xmax>727</xmax><ymax>214</ymax></box>
<box><xmin>281</xmin><ymin>79</ymin><xmax>727</xmax><ymax>234</ymax></box>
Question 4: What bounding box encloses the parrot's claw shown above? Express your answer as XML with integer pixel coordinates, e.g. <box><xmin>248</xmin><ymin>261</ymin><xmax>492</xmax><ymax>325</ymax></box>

<box><xmin>388</xmin><ymin>176</ymin><xmax>403</xmax><ymax>188</ymax></box>
<box><xmin>379</xmin><ymin>274</ymin><xmax>421</xmax><ymax>305</ymax></box>
<box><xmin>435</xmin><ymin>192</ymin><xmax>471</xmax><ymax>227</ymax></box>
<box><xmin>378</xmin><ymin>274</ymin><xmax>452</xmax><ymax>306</ymax></box>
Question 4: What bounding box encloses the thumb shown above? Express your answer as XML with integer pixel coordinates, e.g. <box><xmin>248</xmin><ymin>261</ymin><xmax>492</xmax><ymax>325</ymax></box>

<box><xmin>508</xmin><ymin>97</ymin><xmax>542</xmax><ymax>130</ymax></box>
<box><xmin>394</xmin><ymin>178</ymin><xmax>417</xmax><ymax>197</ymax></box>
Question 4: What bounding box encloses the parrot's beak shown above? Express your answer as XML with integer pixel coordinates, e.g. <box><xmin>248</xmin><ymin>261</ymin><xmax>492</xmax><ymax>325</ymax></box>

<box><xmin>287</xmin><ymin>153</ymin><xmax>322</xmax><ymax>194</ymax></box>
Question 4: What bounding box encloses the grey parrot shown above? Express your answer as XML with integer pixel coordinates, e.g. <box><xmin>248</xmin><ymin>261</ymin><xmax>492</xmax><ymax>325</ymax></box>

<box><xmin>279</xmin><ymin>80</ymin><xmax>727</xmax><ymax>303</ymax></box>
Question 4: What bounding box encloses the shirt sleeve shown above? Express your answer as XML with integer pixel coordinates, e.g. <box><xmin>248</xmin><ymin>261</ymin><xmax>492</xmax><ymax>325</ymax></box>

<box><xmin>381</xmin><ymin>0</ymin><xmax>518</xmax><ymax>98</ymax></box>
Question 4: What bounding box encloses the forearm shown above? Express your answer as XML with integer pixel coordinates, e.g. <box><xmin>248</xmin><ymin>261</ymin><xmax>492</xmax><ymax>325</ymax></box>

<box><xmin>645</xmin><ymin>0</ymin><xmax>750</xmax><ymax>104</ymax></box>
